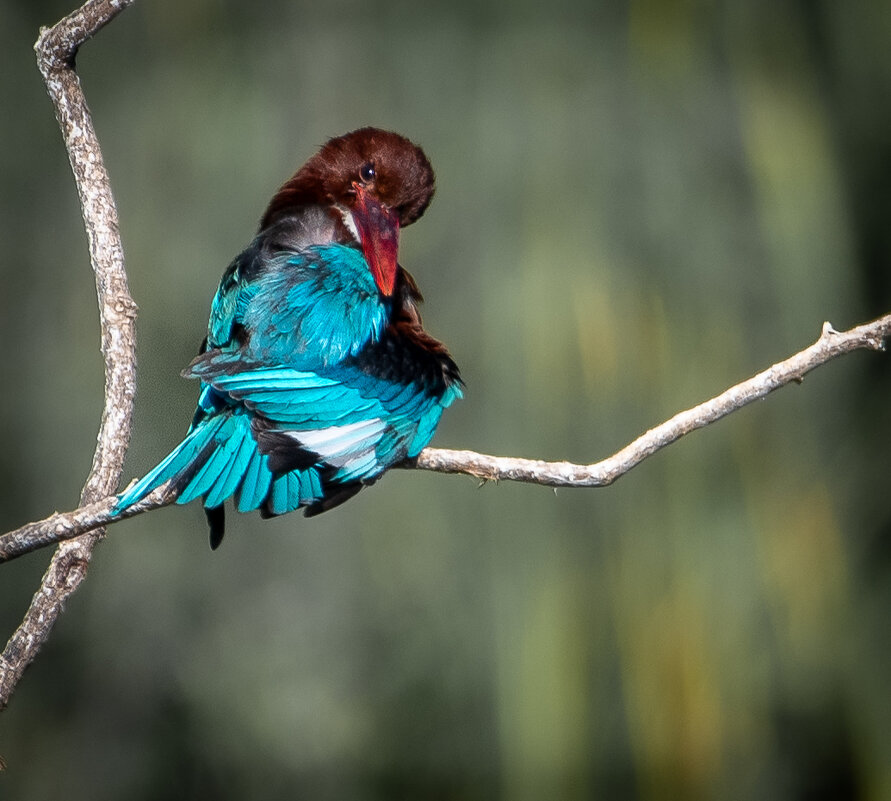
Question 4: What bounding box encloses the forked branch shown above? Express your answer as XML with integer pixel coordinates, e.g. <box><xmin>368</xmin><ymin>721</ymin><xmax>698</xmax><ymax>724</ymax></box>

<box><xmin>1</xmin><ymin>315</ymin><xmax>888</xmax><ymax>568</ymax></box>
<box><xmin>1</xmin><ymin>0</ymin><xmax>889</xmax><ymax>720</ymax></box>
<box><xmin>0</xmin><ymin>0</ymin><xmax>137</xmax><ymax>712</ymax></box>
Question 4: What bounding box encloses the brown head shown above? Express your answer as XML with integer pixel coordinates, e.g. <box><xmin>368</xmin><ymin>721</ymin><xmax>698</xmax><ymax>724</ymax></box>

<box><xmin>260</xmin><ymin>128</ymin><xmax>436</xmax><ymax>296</ymax></box>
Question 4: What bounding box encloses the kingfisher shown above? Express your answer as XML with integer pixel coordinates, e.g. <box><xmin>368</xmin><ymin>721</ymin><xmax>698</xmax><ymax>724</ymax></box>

<box><xmin>115</xmin><ymin>128</ymin><xmax>462</xmax><ymax>548</ymax></box>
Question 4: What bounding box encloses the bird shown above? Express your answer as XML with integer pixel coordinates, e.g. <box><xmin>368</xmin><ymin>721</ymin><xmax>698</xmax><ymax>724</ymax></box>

<box><xmin>114</xmin><ymin>127</ymin><xmax>462</xmax><ymax>549</ymax></box>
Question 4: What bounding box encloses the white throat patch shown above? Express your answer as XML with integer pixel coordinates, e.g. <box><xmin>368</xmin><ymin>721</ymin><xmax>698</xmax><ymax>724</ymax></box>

<box><xmin>337</xmin><ymin>205</ymin><xmax>361</xmax><ymax>243</ymax></box>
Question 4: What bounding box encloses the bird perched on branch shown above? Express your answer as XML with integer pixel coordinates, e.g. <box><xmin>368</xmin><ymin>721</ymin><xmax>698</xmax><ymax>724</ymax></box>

<box><xmin>115</xmin><ymin>128</ymin><xmax>462</xmax><ymax>548</ymax></box>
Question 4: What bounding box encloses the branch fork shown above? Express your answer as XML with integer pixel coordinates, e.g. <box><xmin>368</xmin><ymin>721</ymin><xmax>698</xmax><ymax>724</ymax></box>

<box><xmin>1</xmin><ymin>0</ymin><xmax>889</xmax><ymax>716</ymax></box>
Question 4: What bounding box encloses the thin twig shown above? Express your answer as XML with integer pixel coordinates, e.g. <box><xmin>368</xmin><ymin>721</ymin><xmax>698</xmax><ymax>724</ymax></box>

<box><xmin>1</xmin><ymin>316</ymin><xmax>888</xmax><ymax>567</ymax></box>
<box><xmin>0</xmin><ymin>0</ymin><xmax>137</xmax><ymax>711</ymax></box>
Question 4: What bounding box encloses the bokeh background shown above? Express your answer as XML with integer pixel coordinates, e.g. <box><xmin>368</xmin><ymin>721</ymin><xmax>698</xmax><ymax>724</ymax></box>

<box><xmin>1</xmin><ymin>0</ymin><xmax>890</xmax><ymax>799</ymax></box>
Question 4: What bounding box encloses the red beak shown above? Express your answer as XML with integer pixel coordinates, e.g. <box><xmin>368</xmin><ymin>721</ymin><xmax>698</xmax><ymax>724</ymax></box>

<box><xmin>351</xmin><ymin>183</ymin><xmax>400</xmax><ymax>296</ymax></box>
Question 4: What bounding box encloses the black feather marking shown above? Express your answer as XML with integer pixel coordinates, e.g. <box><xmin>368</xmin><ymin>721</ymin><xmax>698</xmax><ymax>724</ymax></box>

<box><xmin>185</xmin><ymin>348</ymin><xmax>256</xmax><ymax>380</ymax></box>
<box><xmin>303</xmin><ymin>483</ymin><xmax>364</xmax><ymax>517</ymax></box>
<box><xmin>251</xmin><ymin>416</ymin><xmax>321</xmax><ymax>474</ymax></box>
<box><xmin>344</xmin><ymin>268</ymin><xmax>461</xmax><ymax>394</ymax></box>
<box><xmin>164</xmin><ymin>437</ymin><xmax>220</xmax><ymax>498</ymax></box>
<box><xmin>206</xmin><ymin>505</ymin><xmax>226</xmax><ymax>550</ymax></box>
<box><xmin>254</xmin><ymin>428</ymin><xmax>321</xmax><ymax>474</ymax></box>
<box><xmin>161</xmin><ymin>436</ymin><xmax>226</xmax><ymax>548</ymax></box>
<box><xmin>350</xmin><ymin>326</ymin><xmax>459</xmax><ymax>394</ymax></box>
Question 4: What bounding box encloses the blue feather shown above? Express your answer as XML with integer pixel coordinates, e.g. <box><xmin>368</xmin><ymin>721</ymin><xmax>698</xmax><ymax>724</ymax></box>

<box><xmin>115</xmin><ymin>209</ymin><xmax>461</xmax><ymax>543</ymax></box>
<box><xmin>286</xmin><ymin>472</ymin><xmax>303</xmax><ymax>509</ymax></box>
<box><xmin>203</xmin><ymin>421</ymin><xmax>255</xmax><ymax>508</ymax></box>
<box><xmin>240</xmin><ymin>246</ymin><xmax>387</xmax><ymax>367</ymax></box>
<box><xmin>176</xmin><ymin>418</ymin><xmax>243</xmax><ymax>505</ymax></box>
<box><xmin>237</xmin><ymin>450</ymin><xmax>272</xmax><ymax>513</ymax></box>
<box><xmin>269</xmin><ymin>474</ymin><xmax>290</xmax><ymax>516</ymax></box>
<box><xmin>113</xmin><ymin>415</ymin><xmax>226</xmax><ymax>513</ymax></box>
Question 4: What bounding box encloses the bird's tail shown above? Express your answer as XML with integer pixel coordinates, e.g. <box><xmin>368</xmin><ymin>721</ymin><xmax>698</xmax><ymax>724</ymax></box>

<box><xmin>113</xmin><ymin>410</ymin><xmax>330</xmax><ymax>518</ymax></box>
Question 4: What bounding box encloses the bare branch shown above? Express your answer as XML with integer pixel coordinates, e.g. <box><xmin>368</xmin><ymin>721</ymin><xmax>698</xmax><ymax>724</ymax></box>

<box><xmin>410</xmin><ymin>317</ymin><xmax>890</xmax><ymax>485</ymax></box>
<box><xmin>1</xmin><ymin>315</ymin><xmax>887</xmax><ymax>567</ymax></box>
<box><xmin>0</xmin><ymin>0</ymin><xmax>137</xmax><ymax>711</ymax></box>
<box><xmin>2</xmin><ymin>0</ymin><xmax>888</xmax><ymax>720</ymax></box>
<box><xmin>0</xmin><ymin>484</ymin><xmax>176</xmax><ymax>564</ymax></box>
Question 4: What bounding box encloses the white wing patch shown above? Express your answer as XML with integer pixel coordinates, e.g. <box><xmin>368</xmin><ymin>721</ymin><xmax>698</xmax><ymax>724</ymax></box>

<box><xmin>286</xmin><ymin>418</ymin><xmax>387</xmax><ymax>467</ymax></box>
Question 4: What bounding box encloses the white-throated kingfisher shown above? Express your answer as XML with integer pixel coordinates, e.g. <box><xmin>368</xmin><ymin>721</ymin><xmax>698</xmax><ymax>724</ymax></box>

<box><xmin>115</xmin><ymin>128</ymin><xmax>462</xmax><ymax>548</ymax></box>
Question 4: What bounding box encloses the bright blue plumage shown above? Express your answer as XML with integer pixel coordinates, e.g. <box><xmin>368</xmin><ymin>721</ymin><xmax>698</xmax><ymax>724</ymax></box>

<box><xmin>115</xmin><ymin>128</ymin><xmax>461</xmax><ymax>547</ymax></box>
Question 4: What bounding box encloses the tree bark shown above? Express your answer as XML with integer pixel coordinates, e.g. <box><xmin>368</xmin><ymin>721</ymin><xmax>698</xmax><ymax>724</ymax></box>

<box><xmin>0</xmin><ymin>0</ymin><xmax>137</xmax><ymax>712</ymax></box>
<box><xmin>1</xmin><ymin>0</ymin><xmax>889</xmax><ymax>716</ymax></box>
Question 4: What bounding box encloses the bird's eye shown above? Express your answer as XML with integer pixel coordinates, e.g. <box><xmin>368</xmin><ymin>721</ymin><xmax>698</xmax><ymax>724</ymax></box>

<box><xmin>359</xmin><ymin>162</ymin><xmax>375</xmax><ymax>183</ymax></box>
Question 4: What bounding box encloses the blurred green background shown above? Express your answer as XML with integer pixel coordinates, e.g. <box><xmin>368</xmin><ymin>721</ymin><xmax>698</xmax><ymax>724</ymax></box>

<box><xmin>1</xmin><ymin>0</ymin><xmax>890</xmax><ymax>798</ymax></box>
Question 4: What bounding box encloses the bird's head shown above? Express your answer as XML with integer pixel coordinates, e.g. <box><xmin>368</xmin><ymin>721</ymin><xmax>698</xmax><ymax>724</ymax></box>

<box><xmin>261</xmin><ymin>128</ymin><xmax>435</xmax><ymax>296</ymax></box>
